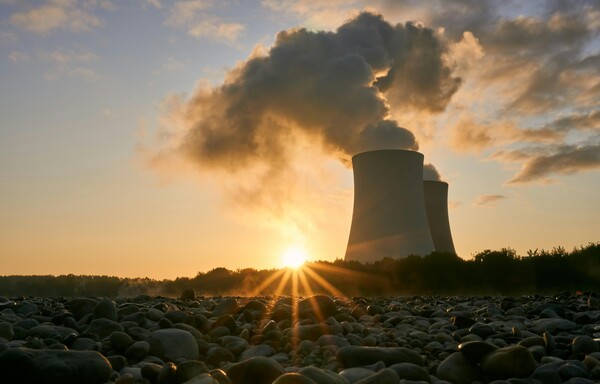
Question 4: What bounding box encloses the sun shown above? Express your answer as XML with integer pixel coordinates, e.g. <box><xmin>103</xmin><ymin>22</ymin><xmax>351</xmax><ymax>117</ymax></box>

<box><xmin>281</xmin><ymin>246</ymin><xmax>308</xmax><ymax>269</ymax></box>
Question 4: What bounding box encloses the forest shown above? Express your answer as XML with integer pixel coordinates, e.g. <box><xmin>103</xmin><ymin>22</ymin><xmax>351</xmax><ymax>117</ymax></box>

<box><xmin>0</xmin><ymin>243</ymin><xmax>598</xmax><ymax>298</ymax></box>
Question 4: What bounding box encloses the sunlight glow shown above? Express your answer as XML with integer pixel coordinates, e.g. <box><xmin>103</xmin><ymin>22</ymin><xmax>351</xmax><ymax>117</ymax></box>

<box><xmin>281</xmin><ymin>246</ymin><xmax>308</xmax><ymax>269</ymax></box>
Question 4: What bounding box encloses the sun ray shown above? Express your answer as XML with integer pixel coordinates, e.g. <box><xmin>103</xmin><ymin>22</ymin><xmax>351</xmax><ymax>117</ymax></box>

<box><xmin>302</xmin><ymin>265</ymin><xmax>345</xmax><ymax>297</ymax></box>
<box><xmin>250</xmin><ymin>268</ymin><xmax>288</xmax><ymax>297</ymax></box>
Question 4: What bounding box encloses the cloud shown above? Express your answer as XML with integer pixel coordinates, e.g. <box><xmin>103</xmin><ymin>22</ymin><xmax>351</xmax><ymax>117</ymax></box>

<box><xmin>165</xmin><ymin>0</ymin><xmax>244</xmax><ymax>45</ymax></box>
<box><xmin>450</xmin><ymin>114</ymin><xmax>565</xmax><ymax>153</ymax></box>
<box><xmin>9</xmin><ymin>0</ymin><xmax>103</xmax><ymax>34</ymax></box>
<box><xmin>475</xmin><ymin>194</ymin><xmax>506</xmax><ymax>207</ymax></box>
<box><xmin>505</xmin><ymin>143</ymin><xmax>600</xmax><ymax>184</ymax></box>
<box><xmin>143</xmin><ymin>0</ymin><xmax>162</xmax><ymax>8</ymax></box>
<box><xmin>9</xmin><ymin>51</ymin><xmax>29</xmax><ymax>63</ymax></box>
<box><xmin>39</xmin><ymin>48</ymin><xmax>99</xmax><ymax>82</ymax></box>
<box><xmin>0</xmin><ymin>31</ymin><xmax>18</xmax><ymax>45</ymax></box>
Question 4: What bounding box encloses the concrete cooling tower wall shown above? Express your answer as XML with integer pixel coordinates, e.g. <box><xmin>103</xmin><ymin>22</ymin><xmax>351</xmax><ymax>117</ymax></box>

<box><xmin>345</xmin><ymin>149</ymin><xmax>436</xmax><ymax>262</ymax></box>
<box><xmin>423</xmin><ymin>181</ymin><xmax>456</xmax><ymax>254</ymax></box>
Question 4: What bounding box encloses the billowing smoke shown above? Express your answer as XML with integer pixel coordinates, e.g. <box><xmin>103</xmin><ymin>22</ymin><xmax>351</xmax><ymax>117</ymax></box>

<box><xmin>163</xmin><ymin>12</ymin><xmax>459</xmax><ymax>176</ymax></box>
<box><xmin>423</xmin><ymin>163</ymin><xmax>442</xmax><ymax>181</ymax></box>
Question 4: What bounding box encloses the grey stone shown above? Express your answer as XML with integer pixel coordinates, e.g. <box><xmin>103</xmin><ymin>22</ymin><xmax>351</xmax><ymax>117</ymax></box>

<box><xmin>68</xmin><ymin>298</ymin><xmax>98</xmax><ymax>320</ymax></box>
<box><xmin>298</xmin><ymin>366</ymin><xmax>349</xmax><ymax>384</ymax></box>
<box><xmin>125</xmin><ymin>340</ymin><xmax>150</xmax><ymax>360</ymax></box>
<box><xmin>481</xmin><ymin>345</ymin><xmax>536</xmax><ymax>379</ymax></box>
<box><xmin>572</xmin><ymin>335</ymin><xmax>599</xmax><ymax>355</ymax></box>
<box><xmin>226</xmin><ymin>356</ymin><xmax>285</xmax><ymax>384</ymax></box>
<box><xmin>238</xmin><ymin>344</ymin><xmax>274</xmax><ymax>361</ymax></box>
<box><xmin>339</xmin><ymin>367</ymin><xmax>375</xmax><ymax>383</ymax></box>
<box><xmin>0</xmin><ymin>347</ymin><xmax>112</xmax><ymax>384</ymax></box>
<box><xmin>336</xmin><ymin>346</ymin><xmax>424</xmax><ymax>367</ymax></box>
<box><xmin>0</xmin><ymin>322</ymin><xmax>14</xmax><ymax>341</ymax></box>
<box><xmin>458</xmin><ymin>340</ymin><xmax>498</xmax><ymax>363</ymax></box>
<box><xmin>298</xmin><ymin>295</ymin><xmax>336</xmax><ymax>322</ymax></box>
<box><xmin>110</xmin><ymin>331</ymin><xmax>134</xmax><ymax>350</ymax></box>
<box><xmin>177</xmin><ymin>360</ymin><xmax>209</xmax><ymax>383</ymax></box>
<box><xmin>212</xmin><ymin>298</ymin><xmax>240</xmax><ymax>317</ymax></box>
<box><xmin>354</xmin><ymin>368</ymin><xmax>400</xmax><ymax>384</ymax></box>
<box><xmin>147</xmin><ymin>328</ymin><xmax>199</xmax><ymax>362</ymax></box>
<box><xmin>272</xmin><ymin>373</ymin><xmax>317</xmax><ymax>384</ymax></box>
<box><xmin>532</xmin><ymin>318</ymin><xmax>577</xmax><ymax>333</ymax></box>
<box><xmin>437</xmin><ymin>351</ymin><xmax>479</xmax><ymax>384</ymax></box>
<box><xmin>388</xmin><ymin>362</ymin><xmax>429</xmax><ymax>381</ymax></box>
<box><xmin>93</xmin><ymin>298</ymin><xmax>118</xmax><ymax>321</ymax></box>
<box><xmin>86</xmin><ymin>318</ymin><xmax>123</xmax><ymax>339</ymax></box>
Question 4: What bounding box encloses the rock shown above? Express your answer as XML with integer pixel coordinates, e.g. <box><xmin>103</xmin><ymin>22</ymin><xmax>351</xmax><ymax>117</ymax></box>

<box><xmin>354</xmin><ymin>368</ymin><xmax>400</xmax><ymax>384</ymax></box>
<box><xmin>68</xmin><ymin>298</ymin><xmax>98</xmax><ymax>320</ymax></box>
<box><xmin>141</xmin><ymin>363</ymin><xmax>162</xmax><ymax>382</ymax></box>
<box><xmin>86</xmin><ymin>318</ymin><xmax>123</xmax><ymax>339</ymax></box>
<box><xmin>292</xmin><ymin>324</ymin><xmax>343</xmax><ymax>341</ymax></box>
<box><xmin>336</xmin><ymin>346</ymin><xmax>424</xmax><ymax>367</ymax></box>
<box><xmin>271</xmin><ymin>373</ymin><xmax>317</xmax><ymax>384</ymax></box>
<box><xmin>388</xmin><ymin>362</ymin><xmax>430</xmax><ymax>381</ymax></box>
<box><xmin>298</xmin><ymin>366</ymin><xmax>349</xmax><ymax>384</ymax></box>
<box><xmin>183</xmin><ymin>373</ymin><xmax>220</xmax><ymax>384</ymax></box>
<box><xmin>0</xmin><ymin>347</ymin><xmax>112</xmax><ymax>384</ymax></box>
<box><xmin>226</xmin><ymin>356</ymin><xmax>285</xmax><ymax>384</ymax></box>
<box><xmin>147</xmin><ymin>328</ymin><xmax>199</xmax><ymax>362</ymax></box>
<box><xmin>572</xmin><ymin>335</ymin><xmax>599</xmax><ymax>355</ymax></box>
<box><xmin>125</xmin><ymin>340</ymin><xmax>150</xmax><ymax>360</ymax></box>
<box><xmin>238</xmin><ymin>344</ymin><xmax>274</xmax><ymax>361</ymax></box>
<box><xmin>30</xmin><ymin>324</ymin><xmax>77</xmax><ymax>340</ymax></box>
<box><xmin>559</xmin><ymin>361</ymin><xmax>589</xmax><ymax>381</ymax></box>
<box><xmin>222</xmin><ymin>336</ymin><xmax>249</xmax><ymax>356</ymax></box>
<box><xmin>437</xmin><ymin>352</ymin><xmax>480</xmax><ymax>384</ymax></box>
<box><xmin>451</xmin><ymin>315</ymin><xmax>476</xmax><ymax>329</ymax></box>
<box><xmin>298</xmin><ymin>295</ymin><xmax>337</xmax><ymax>322</ymax></box>
<box><xmin>177</xmin><ymin>360</ymin><xmax>209</xmax><ymax>383</ymax></box>
<box><xmin>212</xmin><ymin>298</ymin><xmax>240</xmax><ymax>317</ymax></box>
<box><xmin>317</xmin><ymin>335</ymin><xmax>351</xmax><ymax>348</ymax></box>
<box><xmin>481</xmin><ymin>345</ymin><xmax>536</xmax><ymax>379</ymax></box>
<box><xmin>0</xmin><ymin>322</ymin><xmax>14</xmax><ymax>341</ymax></box>
<box><xmin>181</xmin><ymin>288</ymin><xmax>196</xmax><ymax>300</ymax></box>
<box><xmin>458</xmin><ymin>340</ymin><xmax>499</xmax><ymax>363</ymax></box>
<box><xmin>532</xmin><ymin>318</ymin><xmax>578</xmax><ymax>333</ymax></box>
<box><xmin>110</xmin><ymin>331</ymin><xmax>134</xmax><ymax>350</ymax></box>
<box><xmin>93</xmin><ymin>298</ymin><xmax>118</xmax><ymax>321</ymax></box>
<box><xmin>70</xmin><ymin>337</ymin><xmax>100</xmax><ymax>351</ymax></box>
<box><xmin>469</xmin><ymin>323</ymin><xmax>495</xmax><ymax>338</ymax></box>
<box><xmin>206</xmin><ymin>346</ymin><xmax>236</xmax><ymax>366</ymax></box>
<box><xmin>338</xmin><ymin>367</ymin><xmax>375</xmax><ymax>383</ymax></box>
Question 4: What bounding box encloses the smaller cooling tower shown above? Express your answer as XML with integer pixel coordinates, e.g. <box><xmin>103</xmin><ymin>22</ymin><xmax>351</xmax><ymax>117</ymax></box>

<box><xmin>423</xmin><ymin>181</ymin><xmax>456</xmax><ymax>254</ymax></box>
<box><xmin>345</xmin><ymin>150</ymin><xmax>435</xmax><ymax>262</ymax></box>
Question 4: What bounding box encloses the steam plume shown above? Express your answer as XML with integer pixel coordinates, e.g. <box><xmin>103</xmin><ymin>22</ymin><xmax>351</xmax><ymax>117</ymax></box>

<box><xmin>160</xmin><ymin>12</ymin><xmax>459</xmax><ymax>175</ymax></box>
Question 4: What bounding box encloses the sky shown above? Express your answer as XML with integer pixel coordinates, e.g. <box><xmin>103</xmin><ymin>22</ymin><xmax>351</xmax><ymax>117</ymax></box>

<box><xmin>1</xmin><ymin>0</ymin><xmax>599</xmax><ymax>279</ymax></box>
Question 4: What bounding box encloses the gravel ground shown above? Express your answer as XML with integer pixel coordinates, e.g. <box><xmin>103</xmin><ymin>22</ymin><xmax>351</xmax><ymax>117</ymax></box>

<box><xmin>0</xmin><ymin>293</ymin><xmax>599</xmax><ymax>384</ymax></box>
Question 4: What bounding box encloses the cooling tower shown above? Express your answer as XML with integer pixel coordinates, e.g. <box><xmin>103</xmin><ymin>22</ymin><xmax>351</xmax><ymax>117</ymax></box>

<box><xmin>423</xmin><ymin>181</ymin><xmax>456</xmax><ymax>254</ymax></box>
<box><xmin>345</xmin><ymin>150</ymin><xmax>435</xmax><ymax>262</ymax></box>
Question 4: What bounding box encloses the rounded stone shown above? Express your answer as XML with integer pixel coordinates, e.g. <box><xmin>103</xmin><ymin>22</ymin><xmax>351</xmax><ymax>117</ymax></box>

<box><xmin>110</xmin><ymin>331</ymin><xmax>134</xmax><ymax>350</ymax></box>
<box><xmin>271</xmin><ymin>373</ymin><xmax>317</xmax><ymax>384</ymax></box>
<box><xmin>0</xmin><ymin>347</ymin><xmax>112</xmax><ymax>384</ymax></box>
<box><xmin>481</xmin><ymin>345</ymin><xmax>536</xmax><ymax>379</ymax></box>
<box><xmin>298</xmin><ymin>366</ymin><xmax>349</xmax><ymax>384</ymax></box>
<box><xmin>437</xmin><ymin>351</ymin><xmax>480</xmax><ymax>384</ymax></box>
<box><xmin>354</xmin><ymin>368</ymin><xmax>400</xmax><ymax>384</ymax></box>
<box><xmin>180</xmin><ymin>288</ymin><xmax>196</xmax><ymax>300</ymax></box>
<box><xmin>93</xmin><ymin>299</ymin><xmax>118</xmax><ymax>321</ymax></box>
<box><xmin>339</xmin><ymin>367</ymin><xmax>374</xmax><ymax>383</ymax></box>
<box><xmin>238</xmin><ymin>344</ymin><xmax>274</xmax><ymax>361</ymax></box>
<box><xmin>336</xmin><ymin>346</ymin><xmax>424</xmax><ymax>367</ymax></box>
<box><xmin>206</xmin><ymin>346</ymin><xmax>236</xmax><ymax>366</ymax></box>
<box><xmin>298</xmin><ymin>295</ymin><xmax>336</xmax><ymax>322</ymax></box>
<box><xmin>458</xmin><ymin>340</ymin><xmax>499</xmax><ymax>363</ymax></box>
<box><xmin>125</xmin><ymin>340</ymin><xmax>150</xmax><ymax>360</ymax></box>
<box><xmin>388</xmin><ymin>362</ymin><xmax>429</xmax><ymax>381</ymax></box>
<box><xmin>572</xmin><ymin>335</ymin><xmax>599</xmax><ymax>355</ymax></box>
<box><xmin>212</xmin><ymin>298</ymin><xmax>240</xmax><ymax>317</ymax></box>
<box><xmin>226</xmin><ymin>356</ymin><xmax>285</xmax><ymax>384</ymax></box>
<box><xmin>0</xmin><ymin>322</ymin><xmax>14</xmax><ymax>341</ymax></box>
<box><xmin>177</xmin><ymin>360</ymin><xmax>209</xmax><ymax>383</ymax></box>
<box><xmin>147</xmin><ymin>328</ymin><xmax>199</xmax><ymax>362</ymax></box>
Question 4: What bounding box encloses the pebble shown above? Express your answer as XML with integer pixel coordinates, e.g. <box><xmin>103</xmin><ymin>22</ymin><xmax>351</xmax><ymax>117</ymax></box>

<box><xmin>147</xmin><ymin>328</ymin><xmax>200</xmax><ymax>362</ymax></box>
<box><xmin>0</xmin><ymin>293</ymin><xmax>598</xmax><ymax>383</ymax></box>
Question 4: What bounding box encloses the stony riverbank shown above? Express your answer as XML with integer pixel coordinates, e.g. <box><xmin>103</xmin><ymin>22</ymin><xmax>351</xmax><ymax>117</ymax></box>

<box><xmin>0</xmin><ymin>293</ymin><xmax>599</xmax><ymax>384</ymax></box>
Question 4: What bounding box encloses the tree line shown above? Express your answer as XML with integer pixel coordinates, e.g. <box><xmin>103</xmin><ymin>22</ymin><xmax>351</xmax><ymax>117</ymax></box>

<box><xmin>0</xmin><ymin>243</ymin><xmax>597</xmax><ymax>297</ymax></box>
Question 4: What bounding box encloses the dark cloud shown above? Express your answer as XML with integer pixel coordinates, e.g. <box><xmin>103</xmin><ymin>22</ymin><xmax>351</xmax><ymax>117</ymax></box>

<box><xmin>508</xmin><ymin>143</ymin><xmax>600</xmax><ymax>184</ymax></box>
<box><xmin>475</xmin><ymin>194</ymin><xmax>506</xmax><ymax>207</ymax></box>
<box><xmin>160</xmin><ymin>12</ymin><xmax>458</xmax><ymax>178</ymax></box>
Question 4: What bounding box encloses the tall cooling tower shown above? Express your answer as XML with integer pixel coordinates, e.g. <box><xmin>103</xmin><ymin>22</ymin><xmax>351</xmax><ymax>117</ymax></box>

<box><xmin>423</xmin><ymin>181</ymin><xmax>456</xmax><ymax>254</ymax></box>
<box><xmin>345</xmin><ymin>150</ymin><xmax>435</xmax><ymax>262</ymax></box>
